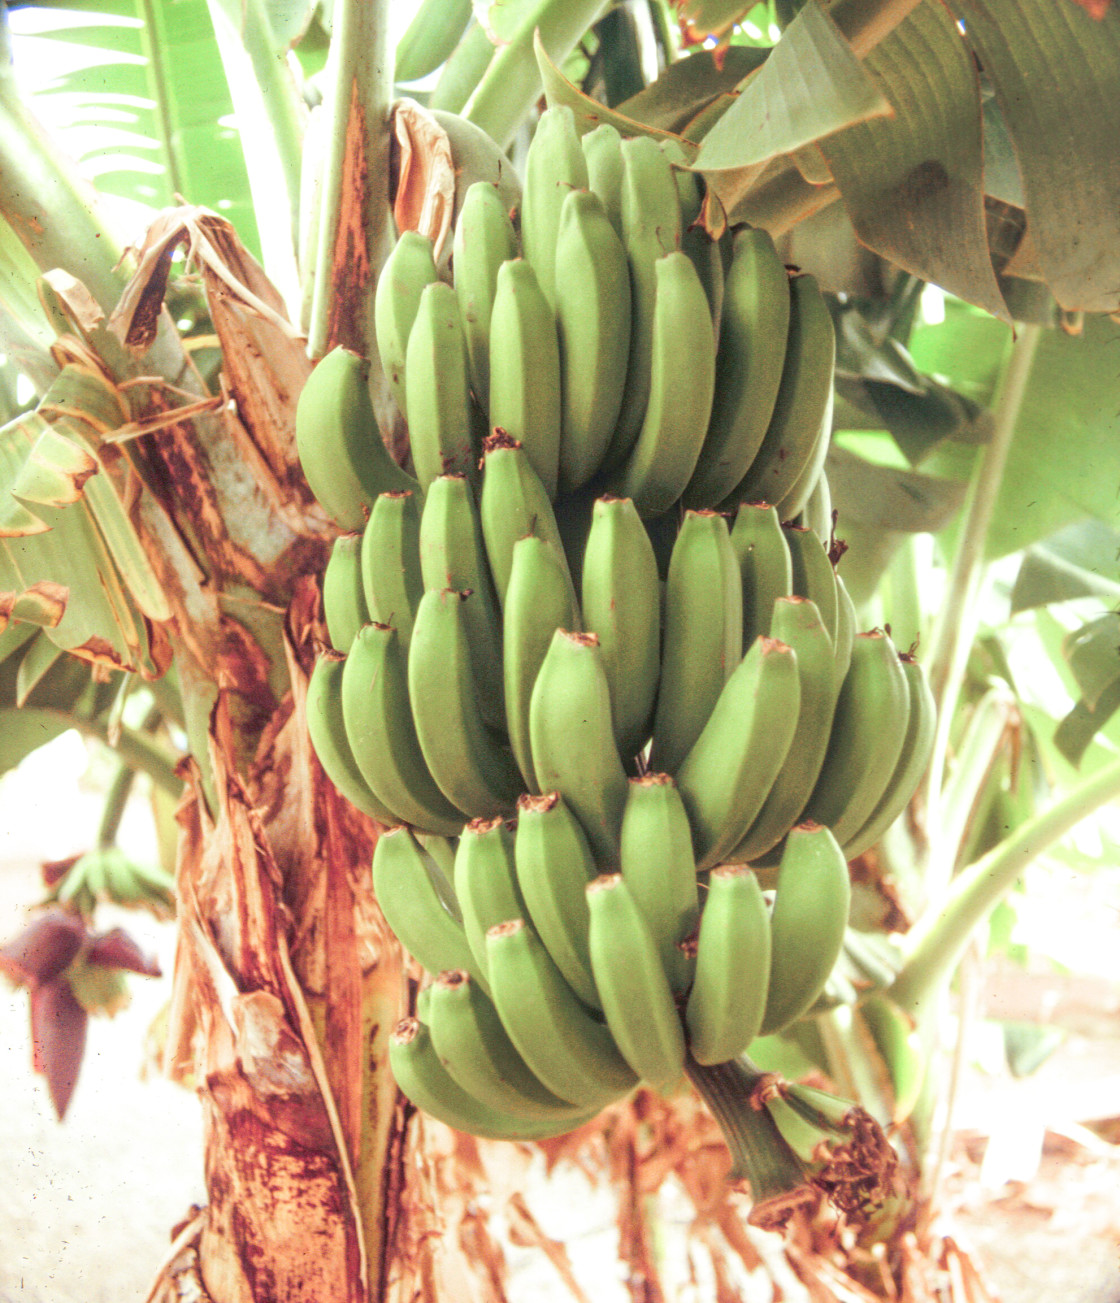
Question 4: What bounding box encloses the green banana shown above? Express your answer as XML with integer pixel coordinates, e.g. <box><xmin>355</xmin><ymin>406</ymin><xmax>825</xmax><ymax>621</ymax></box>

<box><xmin>394</xmin><ymin>0</ymin><xmax>473</xmax><ymax>83</ymax></box>
<box><xmin>295</xmin><ymin>346</ymin><xmax>419</xmax><ymax>531</ymax></box>
<box><xmin>487</xmin><ymin>258</ymin><xmax>562</xmax><ymax>498</ymax></box>
<box><xmin>417</xmin><ymin>473</ymin><xmax>505</xmax><ymax>728</ymax></box>
<box><xmin>729</xmin><ymin>500</ymin><xmax>794</xmax><ymax>652</ymax></box>
<box><xmin>372</xmin><ymin>825</ymin><xmax>483</xmax><ymax>985</ymax></box>
<box><xmin>427</xmin><ymin>970</ymin><xmax>592</xmax><ymax>1123</ymax></box>
<box><xmin>799</xmin><ymin>465</ymin><xmax>833</xmax><ymax>546</ymax></box>
<box><xmin>581</xmin><ymin>122</ymin><xmax>625</xmax><ymax>236</ymax></box>
<box><xmin>650</xmin><ymin>509</ymin><xmax>743</xmax><ymax>776</ymax></box>
<box><xmin>486</xmin><ymin>918</ymin><xmax>637</xmax><ymax>1108</ymax></box>
<box><xmin>408</xmin><ymin>587</ymin><xmax>522</xmax><ymax>820</ymax></box>
<box><xmin>453</xmin><ymin>815</ymin><xmax>526</xmax><ymax>979</ymax></box>
<box><xmin>832</xmin><ymin>569</ymin><xmax>856</xmax><ymax>685</ymax></box>
<box><xmin>519</xmin><ymin>105</ymin><xmax>589</xmax><ymax>308</ymax></box>
<box><xmin>528</xmin><ymin>629</ymin><xmax>630</xmax><ymax>867</ymax></box>
<box><xmin>554</xmin><ymin>189</ymin><xmax>632</xmax><ymax>492</ymax></box>
<box><xmin>784</xmin><ymin>522</ymin><xmax>839</xmax><ymax>647</ymax></box>
<box><xmin>664</xmin><ymin>140</ymin><xmax>724</xmax><ymax>330</ymax></box>
<box><xmin>373</xmin><ymin>230</ymin><xmax>440</xmax><ymax>422</ymax></box>
<box><xmin>773</xmin><ymin>382</ymin><xmax>833</xmax><ymax>523</ymax></box>
<box><xmin>800</xmin><ymin>630</ymin><xmax>911</xmax><ymax>849</ymax></box>
<box><xmin>503</xmin><ymin>533</ymin><xmax>580</xmax><ymax>792</ymax></box>
<box><xmin>759</xmin><ymin>822</ymin><xmax>850</xmax><ymax>1036</ymax></box>
<box><xmin>322</xmin><ymin>533</ymin><xmax>368</xmax><ymax>652</ymax></box>
<box><xmin>416</xmin><ymin>833</ymin><xmax>457</xmax><ymax>883</ymax></box>
<box><xmin>579</xmin><ymin>495</ymin><xmax>660</xmax><ymax>762</ymax></box>
<box><xmin>719</xmin><ymin>272</ymin><xmax>835</xmax><ymax>511</ymax></box>
<box><xmin>684</xmin><ymin>228</ymin><xmax>791</xmax><ymax>508</ymax></box>
<box><xmin>605</xmin><ymin>135</ymin><xmax>684</xmax><ymax>468</ymax></box>
<box><xmin>728</xmin><ymin>595</ymin><xmax>838</xmax><ymax>864</ymax></box>
<box><xmin>841</xmin><ymin>652</ymin><xmax>935</xmax><ymax>860</ymax></box>
<box><xmin>360</xmin><ymin>490</ymin><xmax>423</xmax><ymax>650</ymax></box>
<box><xmin>609</xmin><ymin>251</ymin><xmax>717</xmax><ymax>518</ymax></box>
<box><xmin>405</xmin><ymin>280</ymin><xmax>479</xmax><ymax>491</ymax></box>
<box><xmin>618</xmin><ymin>773</ymin><xmax>699</xmax><ymax>995</ymax></box>
<box><xmin>306</xmin><ymin>652</ymin><xmax>395</xmax><ymax>823</ymax></box>
<box><xmin>452</xmin><ymin>180</ymin><xmax>518</xmax><ymax>412</ymax></box>
<box><xmin>675</xmin><ymin>635</ymin><xmax>801</xmax><ymax>871</ymax></box>
<box><xmin>685</xmin><ymin>865</ymin><xmax>771</xmax><ymax>1066</ymax></box>
<box><xmin>514</xmin><ymin>790</ymin><xmax>601</xmax><ymax>1009</ymax></box>
<box><xmin>586</xmin><ymin>873</ymin><xmax>686</xmax><ymax>1097</ymax></box>
<box><xmin>478</xmin><ymin>432</ymin><xmax>570</xmax><ymax>608</ymax></box>
<box><xmin>340</xmin><ymin>622</ymin><xmax>465</xmax><ymax>836</ymax></box>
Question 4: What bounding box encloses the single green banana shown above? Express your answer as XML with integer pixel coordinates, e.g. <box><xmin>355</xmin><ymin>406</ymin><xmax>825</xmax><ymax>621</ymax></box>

<box><xmin>841</xmin><ymin>652</ymin><xmax>936</xmax><ymax>860</ymax></box>
<box><xmin>554</xmin><ymin>189</ymin><xmax>632</xmax><ymax>492</ymax></box>
<box><xmin>340</xmin><ymin>622</ymin><xmax>466</xmax><ymax>836</ymax></box>
<box><xmin>581</xmin><ymin>122</ymin><xmax>625</xmax><ymax>236</ymax></box>
<box><xmin>795</xmin><ymin>464</ymin><xmax>832</xmax><ymax>546</ymax></box>
<box><xmin>295</xmin><ymin>346</ymin><xmax>419</xmax><ymax>531</ymax></box>
<box><xmin>503</xmin><ymin>533</ymin><xmax>580</xmax><ymax>792</ymax></box>
<box><xmin>675</xmin><ymin>635</ymin><xmax>801</xmax><ymax>871</ymax></box>
<box><xmin>719</xmin><ymin>272</ymin><xmax>835</xmax><ymax>511</ymax></box>
<box><xmin>684</xmin><ymin>228</ymin><xmax>791</xmax><ymax>508</ymax></box>
<box><xmin>486</xmin><ymin>918</ymin><xmax>637</xmax><ymax>1108</ymax></box>
<box><xmin>784</xmin><ymin>522</ymin><xmax>839</xmax><ymax>647</ymax></box>
<box><xmin>800</xmin><ymin>630</ymin><xmax>911</xmax><ymax>849</ymax></box>
<box><xmin>452</xmin><ymin>180</ymin><xmax>517</xmax><ymax>412</ymax></box>
<box><xmin>586</xmin><ymin>873</ymin><xmax>686</xmax><ymax>1097</ymax></box>
<box><xmin>487</xmin><ymin>258</ymin><xmax>562</xmax><ymax>498</ymax></box>
<box><xmin>405</xmin><ymin>280</ymin><xmax>480</xmax><ymax>491</ymax></box>
<box><xmin>528</xmin><ymin>629</ymin><xmax>630</xmax><ymax>867</ymax></box>
<box><xmin>604</xmin><ymin>135</ymin><xmax>684</xmax><ymax>468</ymax></box>
<box><xmin>373</xmin><ymin>230</ymin><xmax>440</xmax><ymax>421</ymax></box>
<box><xmin>609</xmin><ymin>250</ymin><xmax>717</xmax><ymax>518</ymax></box>
<box><xmin>408</xmin><ymin>587</ymin><xmax>522</xmax><ymax>820</ymax></box>
<box><xmin>417</xmin><ymin>833</ymin><xmax>457</xmax><ymax>883</ymax></box>
<box><xmin>759</xmin><ymin>822</ymin><xmax>850</xmax><ymax>1036</ymax></box>
<box><xmin>394</xmin><ymin>0</ymin><xmax>473</xmax><ymax>82</ymax></box>
<box><xmin>618</xmin><ymin>773</ymin><xmax>699</xmax><ymax>995</ymax></box>
<box><xmin>322</xmin><ymin>533</ymin><xmax>368</xmax><ymax>652</ymax></box>
<box><xmin>372</xmin><ymin>825</ymin><xmax>484</xmax><ymax>985</ymax></box>
<box><xmin>417</xmin><ymin>473</ymin><xmax>505</xmax><ymax>728</ymax></box>
<box><xmin>360</xmin><ymin>490</ymin><xmax>423</xmax><ymax>650</ymax></box>
<box><xmin>514</xmin><ymin>790</ymin><xmax>601</xmax><ymax>1009</ymax></box>
<box><xmin>478</xmin><ymin>432</ymin><xmax>570</xmax><ymax>608</ymax></box>
<box><xmin>519</xmin><ymin>105</ymin><xmax>589</xmax><ymax>308</ymax></box>
<box><xmin>832</xmin><ymin>569</ymin><xmax>856</xmax><ymax>685</ymax></box>
<box><xmin>729</xmin><ymin>500</ymin><xmax>794</xmax><ymax>652</ymax></box>
<box><xmin>427</xmin><ymin>970</ymin><xmax>592</xmax><ymax>1123</ymax></box>
<box><xmin>306</xmin><ymin>652</ymin><xmax>396</xmax><ymax>823</ymax></box>
<box><xmin>728</xmin><ymin>596</ymin><xmax>838</xmax><ymax>863</ymax></box>
<box><xmin>685</xmin><ymin>865</ymin><xmax>772</xmax><ymax>1066</ymax></box>
<box><xmin>650</xmin><ymin>510</ymin><xmax>743</xmax><ymax>776</ymax></box>
<box><xmin>453</xmin><ymin>815</ymin><xmax>526</xmax><ymax>979</ymax></box>
<box><xmin>390</xmin><ymin>1017</ymin><xmax>594</xmax><ymax>1140</ymax></box>
<box><xmin>773</xmin><ymin>379</ymin><xmax>834</xmax><ymax>522</ymax></box>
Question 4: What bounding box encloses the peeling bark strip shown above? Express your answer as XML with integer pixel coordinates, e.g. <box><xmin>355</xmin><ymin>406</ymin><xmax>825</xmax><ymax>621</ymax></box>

<box><xmin>326</xmin><ymin>82</ymin><xmax>374</xmax><ymax>357</ymax></box>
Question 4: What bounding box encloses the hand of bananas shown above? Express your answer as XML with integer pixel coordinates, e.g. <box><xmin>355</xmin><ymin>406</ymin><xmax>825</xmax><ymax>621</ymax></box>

<box><xmin>296</xmin><ymin>107</ymin><xmax>936</xmax><ymax>1155</ymax></box>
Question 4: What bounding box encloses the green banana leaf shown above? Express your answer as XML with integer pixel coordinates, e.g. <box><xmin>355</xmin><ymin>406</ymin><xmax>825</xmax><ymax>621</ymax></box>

<box><xmin>1009</xmin><ymin>522</ymin><xmax>1120</xmax><ymax>614</ymax></box>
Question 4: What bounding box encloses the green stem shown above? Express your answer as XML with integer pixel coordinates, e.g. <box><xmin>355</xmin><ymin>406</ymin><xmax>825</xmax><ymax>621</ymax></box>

<box><xmin>137</xmin><ymin>0</ymin><xmax>187</xmax><ymax>200</ymax></box>
<box><xmin>890</xmin><ymin>753</ymin><xmax>1120</xmax><ymax>1020</ymax></box>
<box><xmin>96</xmin><ymin>761</ymin><xmax>138</xmax><ymax>849</ymax></box>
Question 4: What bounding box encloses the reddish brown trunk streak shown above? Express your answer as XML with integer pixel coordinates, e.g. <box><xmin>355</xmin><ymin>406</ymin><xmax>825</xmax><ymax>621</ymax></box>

<box><xmin>327</xmin><ymin>82</ymin><xmax>374</xmax><ymax>356</ymax></box>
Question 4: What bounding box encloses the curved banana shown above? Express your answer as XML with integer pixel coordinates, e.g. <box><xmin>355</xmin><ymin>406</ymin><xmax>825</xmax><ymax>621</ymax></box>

<box><xmin>784</xmin><ymin>522</ymin><xmax>839</xmax><ymax>647</ymax></box>
<box><xmin>453</xmin><ymin>815</ymin><xmax>526</xmax><ymax>979</ymax></box>
<box><xmin>408</xmin><ymin>587</ymin><xmax>522</xmax><ymax>820</ymax></box>
<box><xmin>729</xmin><ymin>500</ymin><xmax>794</xmax><ymax>652</ymax></box>
<box><xmin>520</xmin><ymin>105</ymin><xmax>589</xmax><ymax>308</ymax></box>
<box><xmin>417</xmin><ymin>833</ymin><xmax>457</xmax><ymax>882</ymax></box>
<box><xmin>340</xmin><ymin>622</ymin><xmax>465</xmax><ymax>836</ymax></box>
<box><xmin>619</xmin><ymin>774</ymin><xmax>698</xmax><ymax>995</ymax></box>
<box><xmin>684</xmin><ymin>228</ymin><xmax>791</xmax><ymax>509</ymax></box>
<box><xmin>503</xmin><ymin>533</ymin><xmax>580</xmax><ymax>792</ymax></box>
<box><xmin>322</xmin><ymin>533</ymin><xmax>368</xmax><ymax>652</ymax></box>
<box><xmin>579</xmin><ymin>495</ymin><xmax>660</xmax><ymax>762</ymax></box>
<box><xmin>759</xmin><ymin>822</ymin><xmax>850</xmax><ymax>1036</ymax></box>
<box><xmin>774</xmin><ymin>379</ymin><xmax>833</xmax><ymax>523</ymax></box>
<box><xmin>360</xmin><ymin>490</ymin><xmax>423</xmax><ymax>650</ymax></box>
<box><xmin>306</xmin><ymin>652</ymin><xmax>395</xmax><ymax>823</ymax></box>
<box><xmin>586</xmin><ymin>873</ymin><xmax>686</xmax><ymax>1097</ymax></box>
<box><xmin>373</xmin><ymin>230</ymin><xmax>440</xmax><ymax>421</ymax></box>
<box><xmin>801</xmin><ymin>630</ymin><xmax>911</xmax><ymax>848</ymax></box>
<box><xmin>405</xmin><ymin>280</ymin><xmax>480</xmax><ymax>491</ymax></box>
<box><xmin>486</xmin><ymin>918</ymin><xmax>637</xmax><ymax>1109</ymax></box>
<box><xmin>514</xmin><ymin>790</ymin><xmax>601</xmax><ymax>1009</ymax></box>
<box><xmin>295</xmin><ymin>346</ymin><xmax>419</xmax><ymax>531</ymax></box>
<box><xmin>675</xmin><ymin>635</ymin><xmax>801</xmax><ymax>871</ymax></box>
<box><xmin>609</xmin><ymin>251</ymin><xmax>717</xmax><ymax>518</ymax></box>
<box><xmin>554</xmin><ymin>189</ymin><xmax>632</xmax><ymax>492</ymax></box>
<box><xmin>832</xmin><ymin>569</ymin><xmax>856</xmax><ymax>684</ymax></box>
<box><xmin>650</xmin><ymin>509</ymin><xmax>743</xmax><ymax>776</ymax></box>
<box><xmin>487</xmin><ymin>258</ymin><xmax>562</xmax><ymax>499</ymax></box>
<box><xmin>685</xmin><ymin>865</ymin><xmax>771</xmax><ymax>1066</ymax></box>
<box><xmin>581</xmin><ymin>121</ymin><xmax>625</xmax><ymax>236</ymax></box>
<box><xmin>453</xmin><ymin>180</ymin><xmax>518</xmax><ymax>410</ymax></box>
<box><xmin>528</xmin><ymin>629</ymin><xmax>630</xmax><ymax>867</ymax></box>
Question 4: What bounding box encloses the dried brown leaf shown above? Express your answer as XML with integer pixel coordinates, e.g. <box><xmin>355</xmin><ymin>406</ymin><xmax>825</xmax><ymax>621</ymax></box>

<box><xmin>392</xmin><ymin>99</ymin><xmax>456</xmax><ymax>262</ymax></box>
